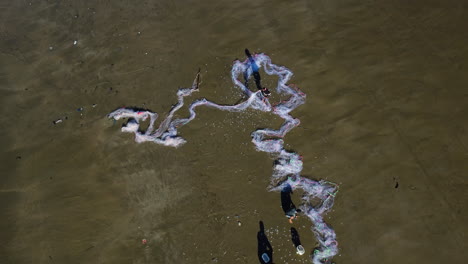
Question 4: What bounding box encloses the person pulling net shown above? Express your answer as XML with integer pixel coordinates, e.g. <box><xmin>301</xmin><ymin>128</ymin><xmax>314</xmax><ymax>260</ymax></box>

<box><xmin>245</xmin><ymin>48</ymin><xmax>271</xmax><ymax>97</ymax></box>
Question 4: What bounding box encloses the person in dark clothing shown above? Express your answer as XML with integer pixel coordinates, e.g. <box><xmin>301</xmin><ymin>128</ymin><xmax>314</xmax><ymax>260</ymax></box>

<box><xmin>245</xmin><ymin>49</ymin><xmax>271</xmax><ymax>97</ymax></box>
<box><xmin>281</xmin><ymin>184</ymin><xmax>301</xmax><ymax>223</ymax></box>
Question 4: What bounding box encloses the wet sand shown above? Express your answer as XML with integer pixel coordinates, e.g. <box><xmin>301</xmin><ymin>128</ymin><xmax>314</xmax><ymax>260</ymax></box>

<box><xmin>1</xmin><ymin>0</ymin><xmax>467</xmax><ymax>263</ymax></box>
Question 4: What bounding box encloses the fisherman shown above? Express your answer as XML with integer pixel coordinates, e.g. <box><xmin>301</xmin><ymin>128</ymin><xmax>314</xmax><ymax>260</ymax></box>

<box><xmin>281</xmin><ymin>184</ymin><xmax>302</xmax><ymax>224</ymax></box>
<box><xmin>245</xmin><ymin>48</ymin><xmax>271</xmax><ymax>97</ymax></box>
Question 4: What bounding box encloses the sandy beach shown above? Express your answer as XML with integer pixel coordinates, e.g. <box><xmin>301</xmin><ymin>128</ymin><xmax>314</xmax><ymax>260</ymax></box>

<box><xmin>1</xmin><ymin>0</ymin><xmax>467</xmax><ymax>263</ymax></box>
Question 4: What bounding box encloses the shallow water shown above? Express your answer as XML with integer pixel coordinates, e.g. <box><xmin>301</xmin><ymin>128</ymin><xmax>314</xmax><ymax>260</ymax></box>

<box><xmin>1</xmin><ymin>0</ymin><xmax>468</xmax><ymax>263</ymax></box>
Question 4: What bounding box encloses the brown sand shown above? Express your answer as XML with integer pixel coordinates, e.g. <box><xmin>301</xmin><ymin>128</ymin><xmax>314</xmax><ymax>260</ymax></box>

<box><xmin>1</xmin><ymin>0</ymin><xmax>467</xmax><ymax>263</ymax></box>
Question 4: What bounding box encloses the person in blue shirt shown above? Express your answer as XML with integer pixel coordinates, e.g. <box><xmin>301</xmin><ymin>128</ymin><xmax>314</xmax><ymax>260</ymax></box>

<box><xmin>245</xmin><ymin>49</ymin><xmax>271</xmax><ymax>97</ymax></box>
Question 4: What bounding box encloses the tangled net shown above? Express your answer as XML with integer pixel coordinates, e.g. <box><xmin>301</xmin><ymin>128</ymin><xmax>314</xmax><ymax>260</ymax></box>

<box><xmin>108</xmin><ymin>52</ymin><xmax>339</xmax><ymax>264</ymax></box>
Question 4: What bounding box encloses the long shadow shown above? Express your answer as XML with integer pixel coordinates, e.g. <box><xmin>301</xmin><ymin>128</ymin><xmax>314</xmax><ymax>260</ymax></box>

<box><xmin>257</xmin><ymin>221</ymin><xmax>273</xmax><ymax>264</ymax></box>
<box><xmin>291</xmin><ymin>227</ymin><xmax>301</xmax><ymax>247</ymax></box>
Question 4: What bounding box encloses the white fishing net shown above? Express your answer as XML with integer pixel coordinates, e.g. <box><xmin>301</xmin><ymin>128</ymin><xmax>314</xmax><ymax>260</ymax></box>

<box><xmin>108</xmin><ymin>52</ymin><xmax>339</xmax><ymax>263</ymax></box>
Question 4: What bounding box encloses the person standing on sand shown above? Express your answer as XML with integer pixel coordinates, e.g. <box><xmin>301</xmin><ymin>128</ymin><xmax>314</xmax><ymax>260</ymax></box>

<box><xmin>245</xmin><ymin>48</ymin><xmax>271</xmax><ymax>97</ymax></box>
<box><xmin>281</xmin><ymin>184</ymin><xmax>302</xmax><ymax>224</ymax></box>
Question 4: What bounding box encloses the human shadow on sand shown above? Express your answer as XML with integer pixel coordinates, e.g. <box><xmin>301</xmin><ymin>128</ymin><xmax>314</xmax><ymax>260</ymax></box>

<box><xmin>257</xmin><ymin>221</ymin><xmax>273</xmax><ymax>264</ymax></box>
<box><xmin>291</xmin><ymin>227</ymin><xmax>301</xmax><ymax>247</ymax></box>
